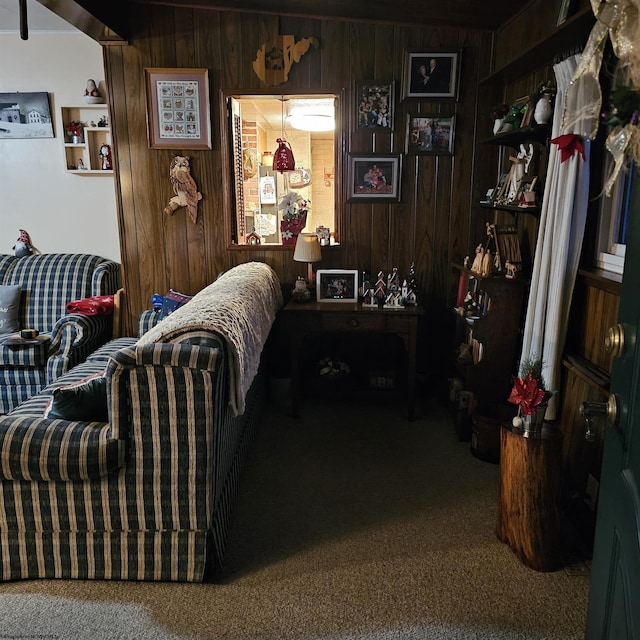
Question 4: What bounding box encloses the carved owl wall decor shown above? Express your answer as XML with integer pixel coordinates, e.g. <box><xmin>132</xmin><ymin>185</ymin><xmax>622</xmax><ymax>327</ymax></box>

<box><xmin>164</xmin><ymin>155</ymin><xmax>202</xmax><ymax>223</ymax></box>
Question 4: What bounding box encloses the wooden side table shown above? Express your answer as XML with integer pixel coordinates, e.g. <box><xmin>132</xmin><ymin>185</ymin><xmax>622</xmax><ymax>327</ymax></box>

<box><xmin>496</xmin><ymin>422</ymin><xmax>563</xmax><ymax>571</ymax></box>
<box><xmin>282</xmin><ymin>300</ymin><xmax>424</xmax><ymax>420</ymax></box>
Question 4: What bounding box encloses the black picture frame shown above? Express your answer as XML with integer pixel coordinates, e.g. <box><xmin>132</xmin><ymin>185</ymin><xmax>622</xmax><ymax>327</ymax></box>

<box><xmin>355</xmin><ymin>81</ymin><xmax>394</xmax><ymax>131</ymax></box>
<box><xmin>347</xmin><ymin>153</ymin><xmax>402</xmax><ymax>202</ymax></box>
<box><xmin>403</xmin><ymin>52</ymin><xmax>460</xmax><ymax>99</ymax></box>
<box><xmin>406</xmin><ymin>113</ymin><xmax>455</xmax><ymax>155</ymax></box>
<box><xmin>0</xmin><ymin>92</ymin><xmax>54</xmax><ymax>139</ymax></box>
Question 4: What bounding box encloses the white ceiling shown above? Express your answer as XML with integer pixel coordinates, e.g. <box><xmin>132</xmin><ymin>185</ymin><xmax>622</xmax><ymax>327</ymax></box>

<box><xmin>0</xmin><ymin>0</ymin><xmax>77</xmax><ymax>32</ymax></box>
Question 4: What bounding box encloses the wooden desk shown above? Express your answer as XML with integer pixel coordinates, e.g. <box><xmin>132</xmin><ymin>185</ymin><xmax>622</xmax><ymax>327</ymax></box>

<box><xmin>496</xmin><ymin>423</ymin><xmax>563</xmax><ymax>571</ymax></box>
<box><xmin>282</xmin><ymin>300</ymin><xmax>423</xmax><ymax>420</ymax></box>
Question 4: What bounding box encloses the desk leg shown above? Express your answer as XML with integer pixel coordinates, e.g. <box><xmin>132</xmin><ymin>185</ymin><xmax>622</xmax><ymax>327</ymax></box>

<box><xmin>289</xmin><ymin>322</ymin><xmax>301</xmax><ymax>418</ymax></box>
<box><xmin>407</xmin><ymin>318</ymin><xmax>418</xmax><ymax>421</ymax></box>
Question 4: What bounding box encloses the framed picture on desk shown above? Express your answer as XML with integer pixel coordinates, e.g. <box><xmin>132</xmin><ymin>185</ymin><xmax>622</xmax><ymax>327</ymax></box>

<box><xmin>316</xmin><ymin>270</ymin><xmax>358</xmax><ymax>303</ymax></box>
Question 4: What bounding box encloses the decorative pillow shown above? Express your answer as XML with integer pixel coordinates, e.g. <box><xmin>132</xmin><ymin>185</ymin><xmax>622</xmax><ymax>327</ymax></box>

<box><xmin>45</xmin><ymin>374</ymin><xmax>108</xmax><ymax>422</ymax></box>
<box><xmin>66</xmin><ymin>295</ymin><xmax>115</xmax><ymax>316</ymax></box>
<box><xmin>0</xmin><ymin>285</ymin><xmax>22</xmax><ymax>334</ymax></box>
<box><xmin>159</xmin><ymin>289</ymin><xmax>193</xmax><ymax>319</ymax></box>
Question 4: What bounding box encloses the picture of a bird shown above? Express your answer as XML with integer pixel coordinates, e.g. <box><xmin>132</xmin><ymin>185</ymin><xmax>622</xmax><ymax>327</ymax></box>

<box><xmin>164</xmin><ymin>155</ymin><xmax>202</xmax><ymax>223</ymax></box>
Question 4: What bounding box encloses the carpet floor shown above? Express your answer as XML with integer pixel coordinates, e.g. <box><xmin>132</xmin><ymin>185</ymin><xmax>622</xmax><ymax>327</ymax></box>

<box><xmin>0</xmin><ymin>396</ymin><xmax>590</xmax><ymax>640</ymax></box>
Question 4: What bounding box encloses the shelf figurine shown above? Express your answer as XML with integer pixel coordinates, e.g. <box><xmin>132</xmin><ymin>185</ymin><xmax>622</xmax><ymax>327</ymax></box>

<box><xmin>84</xmin><ymin>79</ymin><xmax>104</xmax><ymax>104</ymax></box>
<box><xmin>387</xmin><ymin>267</ymin><xmax>400</xmax><ymax>293</ymax></box>
<box><xmin>362</xmin><ymin>288</ymin><xmax>377</xmax><ymax>307</ymax></box>
<box><xmin>384</xmin><ymin>291</ymin><xmax>404</xmax><ymax>309</ymax></box>
<box><xmin>470</xmin><ymin>244</ymin><xmax>485</xmax><ymax>274</ymax></box>
<box><xmin>374</xmin><ymin>271</ymin><xmax>386</xmax><ymax>304</ymax></box>
<box><xmin>291</xmin><ymin>276</ymin><xmax>311</xmax><ymax>303</ymax></box>
<box><xmin>99</xmin><ymin>143</ymin><xmax>112</xmax><ymax>170</ymax></box>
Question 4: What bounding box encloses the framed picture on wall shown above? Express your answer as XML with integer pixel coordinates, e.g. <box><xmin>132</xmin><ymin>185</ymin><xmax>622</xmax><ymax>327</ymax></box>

<box><xmin>347</xmin><ymin>153</ymin><xmax>402</xmax><ymax>202</ymax></box>
<box><xmin>403</xmin><ymin>52</ymin><xmax>460</xmax><ymax>99</ymax></box>
<box><xmin>144</xmin><ymin>68</ymin><xmax>212</xmax><ymax>149</ymax></box>
<box><xmin>0</xmin><ymin>92</ymin><xmax>53</xmax><ymax>139</ymax></box>
<box><xmin>355</xmin><ymin>81</ymin><xmax>394</xmax><ymax>130</ymax></box>
<box><xmin>406</xmin><ymin>113</ymin><xmax>455</xmax><ymax>155</ymax></box>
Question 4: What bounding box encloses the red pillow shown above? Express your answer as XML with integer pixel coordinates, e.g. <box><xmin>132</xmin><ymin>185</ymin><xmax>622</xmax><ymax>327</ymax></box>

<box><xmin>66</xmin><ymin>295</ymin><xmax>115</xmax><ymax>316</ymax></box>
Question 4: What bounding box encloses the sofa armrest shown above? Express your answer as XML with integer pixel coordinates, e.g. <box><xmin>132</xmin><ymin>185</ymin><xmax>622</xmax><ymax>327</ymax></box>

<box><xmin>47</xmin><ymin>313</ymin><xmax>113</xmax><ymax>383</ymax></box>
<box><xmin>91</xmin><ymin>259</ymin><xmax>122</xmax><ymax>296</ymax></box>
<box><xmin>0</xmin><ymin>416</ymin><xmax>126</xmax><ymax>481</ymax></box>
<box><xmin>138</xmin><ymin>309</ymin><xmax>162</xmax><ymax>337</ymax></box>
<box><xmin>50</xmin><ymin>313</ymin><xmax>112</xmax><ymax>354</ymax></box>
<box><xmin>107</xmin><ymin>342</ymin><xmax>224</xmax><ymax>443</ymax></box>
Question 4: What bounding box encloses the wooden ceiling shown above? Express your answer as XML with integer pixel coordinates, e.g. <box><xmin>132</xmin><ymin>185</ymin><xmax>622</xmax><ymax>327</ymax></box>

<box><xmin>132</xmin><ymin>0</ymin><xmax>526</xmax><ymax>31</ymax></box>
<box><xmin>35</xmin><ymin>0</ymin><xmax>527</xmax><ymax>44</ymax></box>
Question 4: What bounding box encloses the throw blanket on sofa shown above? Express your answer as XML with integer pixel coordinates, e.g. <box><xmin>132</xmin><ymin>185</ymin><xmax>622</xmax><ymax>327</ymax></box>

<box><xmin>137</xmin><ymin>262</ymin><xmax>283</xmax><ymax>415</ymax></box>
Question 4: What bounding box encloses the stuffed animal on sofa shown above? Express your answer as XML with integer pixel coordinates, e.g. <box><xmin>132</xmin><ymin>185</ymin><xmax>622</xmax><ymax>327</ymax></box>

<box><xmin>12</xmin><ymin>229</ymin><xmax>34</xmax><ymax>257</ymax></box>
<box><xmin>163</xmin><ymin>155</ymin><xmax>202</xmax><ymax>223</ymax></box>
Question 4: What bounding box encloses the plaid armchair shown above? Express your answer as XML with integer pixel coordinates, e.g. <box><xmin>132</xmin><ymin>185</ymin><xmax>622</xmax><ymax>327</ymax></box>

<box><xmin>0</xmin><ymin>253</ymin><xmax>121</xmax><ymax>414</ymax></box>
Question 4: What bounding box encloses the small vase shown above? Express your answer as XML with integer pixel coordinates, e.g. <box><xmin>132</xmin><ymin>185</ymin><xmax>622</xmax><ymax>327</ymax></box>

<box><xmin>534</xmin><ymin>94</ymin><xmax>553</xmax><ymax>125</ymax></box>
<box><xmin>280</xmin><ymin>211</ymin><xmax>307</xmax><ymax>246</ymax></box>
<box><xmin>72</xmin><ymin>134</ymin><xmax>83</xmax><ymax>144</ymax></box>
<box><xmin>493</xmin><ymin>118</ymin><xmax>503</xmax><ymax>135</ymax></box>
<box><xmin>522</xmin><ymin>403</ymin><xmax>548</xmax><ymax>434</ymax></box>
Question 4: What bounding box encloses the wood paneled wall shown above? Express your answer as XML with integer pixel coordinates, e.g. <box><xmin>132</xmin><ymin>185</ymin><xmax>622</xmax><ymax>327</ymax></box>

<box><xmin>104</xmin><ymin>5</ymin><xmax>493</xmax><ymax>372</ymax></box>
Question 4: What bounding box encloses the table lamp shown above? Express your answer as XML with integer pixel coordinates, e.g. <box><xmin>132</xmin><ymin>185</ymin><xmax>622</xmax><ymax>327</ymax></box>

<box><xmin>293</xmin><ymin>232</ymin><xmax>322</xmax><ymax>285</ymax></box>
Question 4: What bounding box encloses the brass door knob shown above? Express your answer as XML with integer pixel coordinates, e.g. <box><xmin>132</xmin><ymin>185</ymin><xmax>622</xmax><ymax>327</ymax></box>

<box><xmin>580</xmin><ymin>394</ymin><xmax>619</xmax><ymax>430</ymax></box>
<box><xmin>605</xmin><ymin>323</ymin><xmax>625</xmax><ymax>358</ymax></box>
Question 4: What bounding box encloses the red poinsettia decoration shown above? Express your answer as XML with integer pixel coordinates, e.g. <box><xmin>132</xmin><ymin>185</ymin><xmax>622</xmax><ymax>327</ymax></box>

<box><xmin>508</xmin><ymin>371</ymin><xmax>546</xmax><ymax>416</ymax></box>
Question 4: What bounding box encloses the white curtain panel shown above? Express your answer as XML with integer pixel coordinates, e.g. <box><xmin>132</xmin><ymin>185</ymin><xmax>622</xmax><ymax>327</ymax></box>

<box><xmin>520</xmin><ymin>54</ymin><xmax>596</xmax><ymax>419</ymax></box>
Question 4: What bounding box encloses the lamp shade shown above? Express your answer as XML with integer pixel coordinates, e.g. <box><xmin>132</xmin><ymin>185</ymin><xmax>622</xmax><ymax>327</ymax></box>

<box><xmin>293</xmin><ymin>233</ymin><xmax>322</xmax><ymax>264</ymax></box>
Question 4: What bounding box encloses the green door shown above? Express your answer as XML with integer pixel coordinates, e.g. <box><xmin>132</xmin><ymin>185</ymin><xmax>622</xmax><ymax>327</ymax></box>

<box><xmin>585</xmin><ymin>173</ymin><xmax>640</xmax><ymax>638</ymax></box>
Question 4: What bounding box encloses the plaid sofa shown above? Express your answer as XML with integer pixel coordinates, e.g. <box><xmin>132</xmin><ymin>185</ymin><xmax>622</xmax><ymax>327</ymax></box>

<box><xmin>0</xmin><ymin>262</ymin><xmax>282</xmax><ymax>582</ymax></box>
<box><xmin>0</xmin><ymin>253</ymin><xmax>121</xmax><ymax>414</ymax></box>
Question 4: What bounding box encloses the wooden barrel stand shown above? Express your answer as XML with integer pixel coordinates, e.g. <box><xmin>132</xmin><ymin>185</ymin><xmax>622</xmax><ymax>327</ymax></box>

<box><xmin>496</xmin><ymin>423</ymin><xmax>563</xmax><ymax>571</ymax></box>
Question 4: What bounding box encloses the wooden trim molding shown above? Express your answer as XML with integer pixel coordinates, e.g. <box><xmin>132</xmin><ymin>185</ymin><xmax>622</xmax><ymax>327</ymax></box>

<box><xmin>36</xmin><ymin>0</ymin><xmax>128</xmax><ymax>43</ymax></box>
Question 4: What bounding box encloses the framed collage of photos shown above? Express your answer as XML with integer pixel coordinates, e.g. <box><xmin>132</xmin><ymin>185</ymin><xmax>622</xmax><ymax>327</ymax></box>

<box><xmin>145</xmin><ymin>68</ymin><xmax>211</xmax><ymax>149</ymax></box>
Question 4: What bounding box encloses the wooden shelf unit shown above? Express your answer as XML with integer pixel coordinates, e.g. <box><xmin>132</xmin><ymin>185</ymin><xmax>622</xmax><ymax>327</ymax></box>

<box><xmin>480</xmin><ymin>7</ymin><xmax>595</xmax><ymax>86</ymax></box>
<box><xmin>452</xmin><ymin>263</ymin><xmax>528</xmax><ymax>412</ymax></box>
<box><xmin>482</xmin><ymin>125</ymin><xmax>550</xmax><ymax>147</ymax></box>
<box><xmin>481</xmin><ymin>124</ymin><xmax>549</xmax><ymax>218</ymax></box>
<box><xmin>479</xmin><ymin>202</ymin><xmax>541</xmax><ymax>217</ymax></box>
<box><xmin>60</xmin><ymin>105</ymin><xmax>112</xmax><ymax>175</ymax></box>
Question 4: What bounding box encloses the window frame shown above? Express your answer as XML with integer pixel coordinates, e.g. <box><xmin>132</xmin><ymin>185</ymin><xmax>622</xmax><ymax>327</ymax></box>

<box><xmin>220</xmin><ymin>88</ymin><xmax>345</xmax><ymax>250</ymax></box>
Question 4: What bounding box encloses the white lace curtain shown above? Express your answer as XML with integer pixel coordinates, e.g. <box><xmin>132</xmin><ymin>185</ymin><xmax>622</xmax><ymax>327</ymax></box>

<box><xmin>519</xmin><ymin>54</ymin><xmax>597</xmax><ymax>420</ymax></box>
